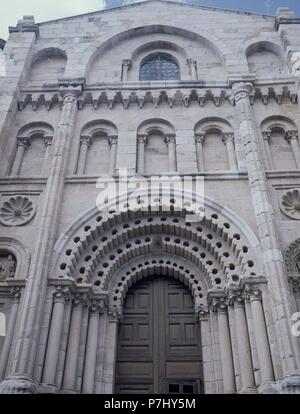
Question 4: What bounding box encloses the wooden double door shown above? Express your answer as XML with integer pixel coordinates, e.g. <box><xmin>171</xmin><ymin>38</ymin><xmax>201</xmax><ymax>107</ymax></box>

<box><xmin>115</xmin><ymin>275</ymin><xmax>203</xmax><ymax>394</ymax></box>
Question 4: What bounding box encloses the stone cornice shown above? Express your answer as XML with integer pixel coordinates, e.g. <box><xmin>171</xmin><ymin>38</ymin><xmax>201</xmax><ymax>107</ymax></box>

<box><xmin>17</xmin><ymin>83</ymin><xmax>298</xmax><ymax>111</ymax></box>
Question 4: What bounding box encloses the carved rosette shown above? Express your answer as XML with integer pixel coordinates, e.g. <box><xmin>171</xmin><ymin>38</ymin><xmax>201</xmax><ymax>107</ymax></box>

<box><xmin>0</xmin><ymin>196</ymin><xmax>36</xmax><ymax>226</ymax></box>
<box><xmin>280</xmin><ymin>189</ymin><xmax>300</xmax><ymax>220</ymax></box>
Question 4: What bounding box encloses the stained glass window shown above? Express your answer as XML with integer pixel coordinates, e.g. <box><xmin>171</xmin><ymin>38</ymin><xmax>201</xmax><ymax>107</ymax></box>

<box><xmin>140</xmin><ymin>53</ymin><xmax>180</xmax><ymax>81</ymax></box>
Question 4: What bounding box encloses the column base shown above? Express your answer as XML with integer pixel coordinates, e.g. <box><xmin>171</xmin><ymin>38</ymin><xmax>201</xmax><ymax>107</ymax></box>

<box><xmin>38</xmin><ymin>383</ymin><xmax>58</xmax><ymax>394</ymax></box>
<box><xmin>0</xmin><ymin>376</ymin><xmax>36</xmax><ymax>394</ymax></box>
<box><xmin>60</xmin><ymin>388</ymin><xmax>77</xmax><ymax>394</ymax></box>
<box><xmin>258</xmin><ymin>381</ymin><xmax>278</xmax><ymax>394</ymax></box>
<box><xmin>281</xmin><ymin>371</ymin><xmax>300</xmax><ymax>394</ymax></box>
<box><xmin>239</xmin><ymin>386</ymin><xmax>257</xmax><ymax>394</ymax></box>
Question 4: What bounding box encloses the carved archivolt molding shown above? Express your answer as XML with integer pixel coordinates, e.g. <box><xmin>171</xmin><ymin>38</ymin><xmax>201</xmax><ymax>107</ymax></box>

<box><xmin>0</xmin><ymin>196</ymin><xmax>36</xmax><ymax>227</ymax></box>
<box><xmin>280</xmin><ymin>189</ymin><xmax>300</xmax><ymax>220</ymax></box>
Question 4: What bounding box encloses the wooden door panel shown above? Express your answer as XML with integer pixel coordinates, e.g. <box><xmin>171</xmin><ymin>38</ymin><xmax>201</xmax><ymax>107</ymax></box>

<box><xmin>115</xmin><ymin>275</ymin><xmax>203</xmax><ymax>394</ymax></box>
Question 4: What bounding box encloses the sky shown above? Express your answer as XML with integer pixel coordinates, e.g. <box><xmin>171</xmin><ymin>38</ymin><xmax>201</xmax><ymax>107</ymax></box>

<box><xmin>0</xmin><ymin>0</ymin><xmax>299</xmax><ymax>41</ymax></box>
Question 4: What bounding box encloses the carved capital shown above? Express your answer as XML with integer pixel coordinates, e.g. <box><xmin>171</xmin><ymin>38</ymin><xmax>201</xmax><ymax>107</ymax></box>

<box><xmin>222</xmin><ymin>132</ymin><xmax>234</xmax><ymax>144</ymax></box>
<box><xmin>195</xmin><ymin>304</ymin><xmax>209</xmax><ymax>321</ymax></box>
<box><xmin>137</xmin><ymin>134</ymin><xmax>148</xmax><ymax>144</ymax></box>
<box><xmin>244</xmin><ymin>285</ymin><xmax>262</xmax><ymax>303</ymax></box>
<box><xmin>59</xmin><ymin>79</ymin><xmax>85</xmax><ymax>101</ymax></box>
<box><xmin>262</xmin><ymin>130</ymin><xmax>271</xmax><ymax>142</ymax></box>
<box><xmin>285</xmin><ymin>130</ymin><xmax>299</xmax><ymax>143</ymax></box>
<box><xmin>72</xmin><ymin>292</ymin><xmax>89</xmax><ymax>308</ymax></box>
<box><xmin>53</xmin><ymin>285</ymin><xmax>70</xmax><ymax>303</ymax></box>
<box><xmin>10</xmin><ymin>287</ymin><xmax>22</xmax><ymax>302</ymax></box>
<box><xmin>108</xmin><ymin>306</ymin><xmax>123</xmax><ymax>322</ymax></box>
<box><xmin>108</xmin><ymin>135</ymin><xmax>118</xmax><ymax>147</ymax></box>
<box><xmin>230</xmin><ymin>82</ymin><xmax>254</xmax><ymax>104</ymax></box>
<box><xmin>228</xmin><ymin>289</ymin><xmax>244</xmax><ymax>308</ymax></box>
<box><xmin>89</xmin><ymin>299</ymin><xmax>106</xmax><ymax>314</ymax></box>
<box><xmin>122</xmin><ymin>59</ymin><xmax>132</xmax><ymax>69</ymax></box>
<box><xmin>195</xmin><ymin>133</ymin><xmax>205</xmax><ymax>144</ymax></box>
<box><xmin>165</xmin><ymin>134</ymin><xmax>176</xmax><ymax>144</ymax></box>
<box><xmin>187</xmin><ymin>58</ymin><xmax>197</xmax><ymax>67</ymax></box>
<box><xmin>17</xmin><ymin>137</ymin><xmax>31</xmax><ymax>149</ymax></box>
<box><xmin>210</xmin><ymin>296</ymin><xmax>228</xmax><ymax>314</ymax></box>
<box><xmin>80</xmin><ymin>135</ymin><xmax>93</xmax><ymax>147</ymax></box>
<box><xmin>43</xmin><ymin>136</ymin><xmax>53</xmax><ymax>147</ymax></box>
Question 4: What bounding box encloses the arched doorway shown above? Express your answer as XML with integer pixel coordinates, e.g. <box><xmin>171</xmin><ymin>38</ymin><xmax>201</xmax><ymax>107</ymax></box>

<box><xmin>115</xmin><ymin>275</ymin><xmax>203</xmax><ymax>394</ymax></box>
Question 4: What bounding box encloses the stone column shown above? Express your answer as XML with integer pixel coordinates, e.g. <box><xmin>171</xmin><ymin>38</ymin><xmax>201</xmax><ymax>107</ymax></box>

<box><xmin>195</xmin><ymin>133</ymin><xmax>205</xmax><ymax>172</ymax></box>
<box><xmin>262</xmin><ymin>131</ymin><xmax>274</xmax><ymax>170</ymax></box>
<box><xmin>0</xmin><ymin>81</ymin><xmax>83</xmax><ymax>394</ymax></box>
<box><xmin>77</xmin><ymin>135</ymin><xmax>92</xmax><ymax>175</ymax></box>
<box><xmin>41</xmin><ymin>286</ymin><xmax>69</xmax><ymax>388</ymax></box>
<box><xmin>245</xmin><ymin>284</ymin><xmax>275</xmax><ymax>389</ymax></box>
<box><xmin>187</xmin><ymin>58</ymin><xmax>198</xmax><ymax>80</ymax></box>
<box><xmin>165</xmin><ymin>134</ymin><xmax>177</xmax><ymax>172</ymax></box>
<box><xmin>286</xmin><ymin>131</ymin><xmax>300</xmax><ymax>169</ymax></box>
<box><xmin>230</xmin><ymin>293</ymin><xmax>256</xmax><ymax>393</ymax></box>
<box><xmin>231</xmin><ymin>82</ymin><xmax>300</xmax><ymax>391</ymax></box>
<box><xmin>108</xmin><ymin>135</ymin><xmax>118</xmax><ymax>175</ymax></box>
<box><xmin>211</xmin><ymin>297</ymin><xmax>236</xmax><ymax>394</ymax></box>
<box><xmin>10</xmin><ymin>137</ymin><xmax>31</xmax><ymax>176</ymax></box>
<box><xmin>62</xmin><ymin>293</ymin><xmax>87</xmax><ymax>393</ymax></box>
<box><xmin>222</xmin><ymin>132</ymin><xmax>238</xmax><ymax>171</ymax></box>
<box><xmin>0</xmin><ymin>288</ymin><xmax>21</xmax><ymax>381</ymax></box>
<box><xmin>122</xmin><ymin>59</ymin><xmax>132</xmax><ymax>82</ymax></box>
<box><xmin>137</xmin><ymin>134</ymin><xmax>147</xmax><ymax>174</ymax></box>
<box><xmin>196</xmin><ymin>307</ymin><xmax>211</xmax><ymax>394</ymax></box>
<box><xmin>82</xmin><ymin>300</ymin><xmax>105</xmax><ymax>394</ymax></box>
<box><xmin>41</xmin><ymin>136</ymin><xmax>53</xmax><ymax>176</ymax></box>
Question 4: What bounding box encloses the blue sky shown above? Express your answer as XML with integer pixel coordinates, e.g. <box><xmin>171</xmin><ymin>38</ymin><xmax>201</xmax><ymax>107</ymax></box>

<box><xmin>0</xmin><ymin>0</ymin><xmax>299</xmax><ymax>40</ymax></box>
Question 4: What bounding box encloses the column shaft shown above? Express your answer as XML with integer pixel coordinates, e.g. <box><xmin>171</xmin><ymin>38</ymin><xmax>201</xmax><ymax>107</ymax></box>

<box><xmin>137</xmin><ymin>135</ymin><xmax>147</xmax><ymax>174</ymax></box>
<box><xmin>223</xmin><ymin>133</ymin><xmax>237</xmax><ymax>171</ymax></box>
<box><xmin>288</xmin><ymin>135</ymin><xmax>300</xmax><ymax>169</ymax></box>
<box><xmin>62</xmin><ymin>300</ymin><xmax>84</xmax><ymax>392</ymax></box>
<box><xmin>108</xmin><ymin>136</ymin><xmax>118</xmax><ymax>175</ymax></box>
<box><xmin>42</xmin><ymin>137</ymin><xmax>53</xmax><ymax>176</ymax></box>
<box><xmin>165</xmin><ymin>135</ymin><xmax>177</xmax><ymax>172</ymax></box>
<box><xmin>234</xmin><ymin>301</ymin><xmax>256</xmax><ymax>393</ymax></box>
<box><xmin>195</xmin><ymin>134</ymin><xmax>205</xmax><ymax>172</ymax></box>
<box><xmin>82</xmin><ymin>309</ymin><xmax>100</xmax><ymax>393</ymax></box>
<box><xmin>77</xmin><ymin>136</ymin><xmax>91</xmax><ymax>175</ymax></box>
<box><xmin>10</xmin><ymin>139</ymin><xmax>29</xmax><ymax>176</ymax></box>
<box><xmin>42</xmin><ymin>291</ymin><xmax>67</xmax><ymax>386</ymax></box>
<box><xmin>217</xmin><ymin>309</ymin><xmax>236</xmax><ymax>393</ymax></box>
<box><xmin>250</xmin><ymin>296</ymin><xmax>274</xmax><ymax>384</ymax></box>
<box><xmin>0</xmin><ymin>292</ymin><xmax>20</xmax><ymax>380</ymax></box>
<box><xmin>262</xmin><ymin>132</ymin><xmax>274</xmax><ymax>170</ymax></box>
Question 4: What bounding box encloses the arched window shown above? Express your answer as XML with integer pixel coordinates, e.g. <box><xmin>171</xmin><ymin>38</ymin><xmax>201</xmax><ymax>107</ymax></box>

<box><xmin>140</xmin><ymin>53</ymin><xmax>180</xmax><ymax>81</ymax></box>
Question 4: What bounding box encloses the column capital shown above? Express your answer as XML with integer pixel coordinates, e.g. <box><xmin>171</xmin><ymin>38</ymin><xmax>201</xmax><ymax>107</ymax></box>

<box><xmin>10</xmin><ymin>287</ymin><xmax>22</xmax><ymax>302</ymax></box>
<box><xmin>53</xmin><ymin>285</ymin><xmax>70</xmax><ymax>303</ymax></box>
<box><xmin>72</xmin><ymin>292</ymin><xmax>89</xmax><ymax>309</ymax></box>
<box><xmin>108</xmin><ymin>306</ymin><xmax>123</xmax><ymax>322</ymax></box>
<box><xmin>187</xmin><ymin>58</ymin><xmax>197</xmax><ymax>66</ymax></box>
<box><xmin>262</xmin><ymin>130</ymin><xmax>272</xmax><ymax>142</ymax></box>
<box><xmin>16</xmin><ymin>137</ymin><xmax>31</xmax><ymax>148</ymax></box>
<box><xmin>228</xmin><ymin>289</ymin><xmax>245</xmax><ymax>308</ymax></box>
<box><xmin>195</xmin><ymin>133</ymin><xmax>205</xmax><ymax>144</ymax></box>
<box><xmin>59</xmin><ymin>78</ymin><xmax>85</xmax><ymax>101</ymax></box>
<box><xmin>122</xmin><ymin>59</ymin><xmax>132</xmax><ymax>69</ymax></box>
<box><xmin>108</xmin><ymin>135</ymin><xmax>118</xmax><ymax>147</ymax></box>
<box><xmin>80</xmin><ymin>135</ymin><xmax>93</xmax><ymax>147</ymax></box>
<box><xmin>210</xmin><ymin>296</ymin><xmax>228</xmax><ymax>314</ymax></box>
<box><xmin>244</xmin><ymin>285</ymin><xmax>262</xmax><ymax>303</ymax></box>
<box><xmin>230</xmin><ymin>82</ymin><xmax>254</xmax><ymax>104</ymax></box>
<box><xmin>222</xmin><ymin>132</ymin><xmax>234</xmax><ymax>144</ymax></box>
<box><xmin>195</xmin><ymin>304</ymin><xmax>209</xmax><ymax>321</ymax></box>
<box><xmin>89</xmin><ymin>299</ymin><xmax>106</xmax><ymax>314</ymax></box>
<box><xmin>285</xmin><ymin>130</ymin><xmax>299</xmax><ymax>143</ymax></box>
<box><xmin>137</xmin><ymin>134</ymin><xmax>148</xmax><ymax>144</ymax></box>
<box><xmin>43</xmin><ymin>136</ymin><xmax>53</xmax><ymax>147</ymax></box>
<box><xmin>165</xmin><ymin>133</ymin><xmax>176</xmax><ymax>144</ymax></box>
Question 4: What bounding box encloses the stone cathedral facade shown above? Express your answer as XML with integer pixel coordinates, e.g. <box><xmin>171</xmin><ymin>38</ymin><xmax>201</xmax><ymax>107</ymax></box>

<box><xmin>1</xmin><ymin>0</ymin><xmax>300</xmax><ymax>395</ymax></box>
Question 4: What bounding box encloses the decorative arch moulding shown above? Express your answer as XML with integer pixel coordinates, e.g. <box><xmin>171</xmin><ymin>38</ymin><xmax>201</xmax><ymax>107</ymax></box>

<box><xmin>17</xmin><ymin>84</ymin><xmax>298</xmax><ymax>111</ymax></box>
